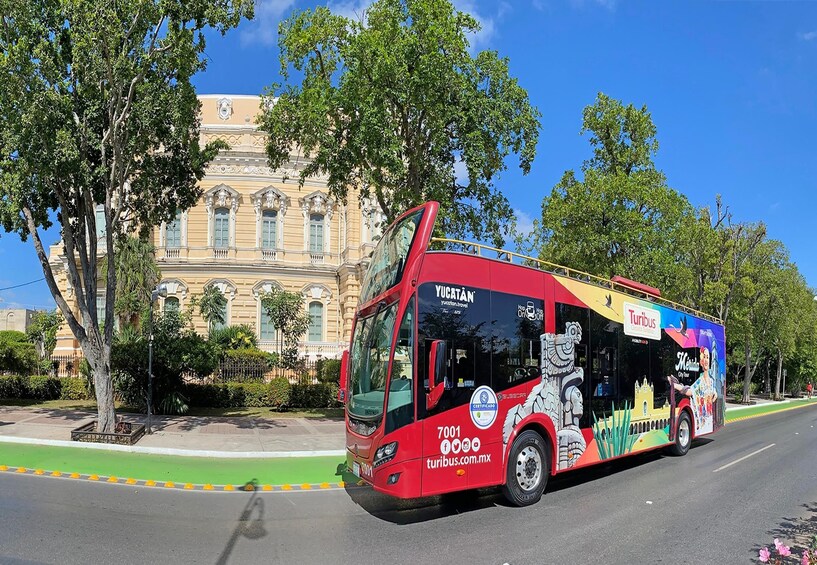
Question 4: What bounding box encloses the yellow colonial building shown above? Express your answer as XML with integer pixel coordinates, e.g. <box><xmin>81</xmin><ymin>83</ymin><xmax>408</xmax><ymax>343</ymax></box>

<box><xmin>50</xmin><ymin>95</ymin><xmax>385</xmax><ymax>360</ymax></box>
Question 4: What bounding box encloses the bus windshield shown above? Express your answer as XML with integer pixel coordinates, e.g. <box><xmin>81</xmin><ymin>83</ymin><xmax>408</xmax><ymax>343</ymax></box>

<box><xmin>359</xmin><ymin>208</ymin><xmax>424</xmax><ymax>304</ymax></box>
<box><xmin>348</xmin><ymin>302</ymin><xmax>398</xmax><ymax>421</ymax></box>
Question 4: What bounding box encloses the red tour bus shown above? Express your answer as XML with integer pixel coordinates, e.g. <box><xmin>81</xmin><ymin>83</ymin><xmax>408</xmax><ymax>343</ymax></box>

<box><xmin>340</xmin><ymin>201</ymin><xmax>725</xmax><ymax>506</ymax></box>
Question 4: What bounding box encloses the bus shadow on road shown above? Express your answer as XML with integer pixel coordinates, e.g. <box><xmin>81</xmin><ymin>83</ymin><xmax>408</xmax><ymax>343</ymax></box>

<box><xmin>344</xmin><ymin>439</ymin><xmax>715</xmax><ymax>524</ymax></box>
<box><xmin>547</xmin><ymin>438</ymin><xmax>714</xmax><ymax>494</ymax></box>
<box><xmin>344</xmin><ymin>483</ymin><xmax>507</xmax><ymax>524</ymax></box>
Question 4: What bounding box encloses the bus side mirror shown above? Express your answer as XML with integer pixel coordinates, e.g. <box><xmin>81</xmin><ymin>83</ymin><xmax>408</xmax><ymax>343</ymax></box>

<box><xmin>338</xmin><ymin>350</ymin><xmax>349</xmax><ymax>403</ymax></box>
<box><xmin>426</xmin><ymin>340</ymin><xmax>447</xmax><ymax>411</ymax></box>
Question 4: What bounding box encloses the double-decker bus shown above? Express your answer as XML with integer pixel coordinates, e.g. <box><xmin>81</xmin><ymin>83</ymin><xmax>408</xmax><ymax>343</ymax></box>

<box><xmin>340</xmin><ymin>201</ymin><xmax>725</xmax><ymax>506</ymax></box>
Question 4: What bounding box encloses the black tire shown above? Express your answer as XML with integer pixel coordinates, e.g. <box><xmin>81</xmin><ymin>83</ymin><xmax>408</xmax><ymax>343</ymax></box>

<box><xmin>668</xmin><ymin>411</ymin><xmax>692</xmax><ymax>456</ymax></box>
<box><xmin>501</xmin><ymin>430</ymin><xmax>549</xmax><ymax>507</ymax></box>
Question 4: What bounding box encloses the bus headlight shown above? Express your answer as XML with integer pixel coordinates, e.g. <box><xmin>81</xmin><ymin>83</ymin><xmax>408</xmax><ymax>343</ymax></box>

<box><xmin>374</xmin><ymin>441</ymin><xmax>398</xmax><ymax>467</ymax></box>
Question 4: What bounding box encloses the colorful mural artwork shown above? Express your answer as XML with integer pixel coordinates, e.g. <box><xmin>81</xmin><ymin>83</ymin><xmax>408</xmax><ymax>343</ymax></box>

<box><xmin>502</xmin><ymin>322</ymin><xmax>586</xmax><ymax>471</ymax></box>
<box><xmin>502</xmin><ymin>276</ymin><xmax>726</xmax><ymax>471</ymax></box>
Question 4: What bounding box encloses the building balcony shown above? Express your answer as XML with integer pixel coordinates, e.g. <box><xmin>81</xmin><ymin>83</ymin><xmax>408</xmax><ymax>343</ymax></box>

<box><xmin>213</xmin><ymin>247</ymin><xmax>230</xmax><ymax>259</ymax></box>
<box><xmin>261</xmin><ymin>248</ymin><xmax>278</xmax><ymax>261</ymax></box>
<box><xmin>258</xmin><ymin>340</ymin><xmax>346</xmax><ymax>360</ymax></box>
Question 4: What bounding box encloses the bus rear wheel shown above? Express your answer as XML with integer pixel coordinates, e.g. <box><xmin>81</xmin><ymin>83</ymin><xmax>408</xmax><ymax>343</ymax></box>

<box><xmin>668</xmin><ymin>411</ymin><xmax>692</xmax><ymax>456</ymax></box>
<box><xmin>502</xmin><ymin>430</ymin><xmax>548</xmax><ymax>507</ymax></box>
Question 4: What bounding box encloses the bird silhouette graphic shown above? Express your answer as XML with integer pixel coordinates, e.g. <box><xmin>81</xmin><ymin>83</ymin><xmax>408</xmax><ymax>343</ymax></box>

<box><xmin>604</xmin><ymin>294</ymin><xmax>613</xmax><ymax>309</ymax></box>
<box><xmin>679</xmin><ymin>315</ymin><xmax>688</xmax><ymax>336</ymax></box>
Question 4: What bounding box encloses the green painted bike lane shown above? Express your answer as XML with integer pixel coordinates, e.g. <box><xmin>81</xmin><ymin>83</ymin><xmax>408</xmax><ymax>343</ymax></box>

<box><xmin>0</xmin><ymin>398</ymin><xmax>814</xmax><ymax>488</ymax></box>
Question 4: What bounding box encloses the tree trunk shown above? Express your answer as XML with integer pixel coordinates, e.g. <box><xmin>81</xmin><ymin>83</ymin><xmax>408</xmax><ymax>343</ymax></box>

<box><xmin>774</xmin><ymin>349</ymin><xmax>783</xmax><ymax>401</ymax></box>
<box><xmin>764</xmin><ymin>357</ymin><xmax>771</xmax><ymax>395</ymax></box>
<box><xmin>84</xmin><ymin>340</ymin><xmax>116</xmax><ymax>433</ymax></box>
<box><xmin>742</xmin><ymin>340</ymin><xmax>753</xmax><ymax>404</ymax></box>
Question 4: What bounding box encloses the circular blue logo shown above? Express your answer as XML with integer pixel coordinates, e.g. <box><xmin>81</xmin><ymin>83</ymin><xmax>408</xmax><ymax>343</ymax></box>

<box><xmin>470</xmin><ymin>386</ymin><xmax>498</xmax><ymax>430</ymax></box>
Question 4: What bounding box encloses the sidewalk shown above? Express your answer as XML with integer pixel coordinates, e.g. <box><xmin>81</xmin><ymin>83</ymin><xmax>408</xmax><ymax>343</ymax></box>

<box><xmin>0</xmin><ymin>406</ymin><xmax>345</xmax><ymax>456</ymax></box>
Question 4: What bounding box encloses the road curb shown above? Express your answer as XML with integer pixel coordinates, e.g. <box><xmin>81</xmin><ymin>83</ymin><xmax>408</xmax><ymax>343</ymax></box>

<box><xmin>0</xmin><ymin>464</ymin><xmax>366</xmax><ymax>493</ymax></box>
<box><xmin>0</xmin><ymin>436</ymin><xmax>345</xmax><ymax>459</ymax></box>
<box><xmin>725</xmin><ymin>399</ymin><xmax>817</xmax><ymax>424</ymax></box>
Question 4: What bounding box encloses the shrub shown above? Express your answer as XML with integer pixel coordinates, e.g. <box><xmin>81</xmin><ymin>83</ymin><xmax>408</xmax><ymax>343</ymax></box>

<box><xmin>210</xmin><ymin>324</ymin><xmax>259</xmax><ymax>352</ymax></box>
<box><xmin>225</xmin><ymin>382</ymin><xmax>269</xmax><ymax>407</ymax></box>
<box><xmin>27</xmin><ymin>376</ymin><xmax>62</xmax><ymax>400</ymax></box>
<box><xmin>0</xmin><ymin>375</ymin><xmax>28</xmax><ymax>398</ymax></box>
<box><xmin>218</xmin><ymin>349</ymin><xmax>276</xmax><ymax>382</ymax></box>
<box><xmin>316</xmin><ymin>359</ymin><xmax>342</xmax><ymax>384</ymax></box>
<box><xmin>0</xmin><ymin>331</ymin><xmax>38</xmax><ymax>375</ymax></box>
<box><xmin>269</xmin><ymin>377</ymin><xmax>291</xmax><ymax>409</ymax></box>
<box><xmin>60</xmin><ymin>378</ymin><xmax>91</xmax><ymax>401</ymax></box>
<box><xmin>290</xmin><ymin>383</ymin><xmax>341</xmax><ymax>409</ymax></box>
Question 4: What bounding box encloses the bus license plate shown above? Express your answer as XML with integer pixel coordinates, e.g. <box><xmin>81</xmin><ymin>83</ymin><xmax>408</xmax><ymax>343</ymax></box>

<box><xmin>352</xmin><ymin>462</ymin><xmax>360</xmax><ymax>477</ymax></box>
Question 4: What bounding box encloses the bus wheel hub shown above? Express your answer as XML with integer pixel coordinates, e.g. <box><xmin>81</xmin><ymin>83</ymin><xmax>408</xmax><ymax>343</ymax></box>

<box><xmin>516</xmin><ymin>446</ymin><xmax>542</xmax><ymax>491</ymax></box>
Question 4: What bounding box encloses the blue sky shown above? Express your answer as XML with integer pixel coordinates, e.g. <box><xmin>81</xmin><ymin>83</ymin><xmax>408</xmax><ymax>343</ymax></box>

<box><xmin>2</xmin><ymin>0</ymin><xmax>816</xmax><ymax>310</ymax></box>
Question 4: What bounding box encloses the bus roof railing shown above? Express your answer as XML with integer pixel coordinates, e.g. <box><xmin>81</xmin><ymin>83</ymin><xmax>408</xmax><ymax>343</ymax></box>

<box><xmin>429</xmin><ymin>237</ymin><xmax>723</xmax><ymax>325</ymax></box>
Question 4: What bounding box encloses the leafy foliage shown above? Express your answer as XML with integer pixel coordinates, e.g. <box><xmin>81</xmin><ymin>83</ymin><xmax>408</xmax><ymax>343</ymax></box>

<box><xmin>261</xmin><ymin>0</ymin><xmax>540</xmax><ymax>247</ymax></box>
<box><xmin>111</xmin><ymin>311</ymin><xmax>219</xmax><ymax>413</ymax></box>
<box><xmin>26</xmin><ymin>310</ymin><xmax>62</xmax><ymax>360</ymax></box>
<box><xmin>260</xmin><ymin>288</ymin><xmax>311</xmax><ymax>369</ymax></box>
<box><xmin>210</xmin><ymin>324</ymin><xmax>259</xmax><ymax>351</ymax></box>
<box><xmin>101</xmin><ymin>236</ymin><xmax>161</xmax><ymax>327</ymax></box>
<box><xmin>0</xmin><ymin>330</ymin><xmax>38</xmax><ymax>375</ymax></box>
<box><xmin>197</xmin><ymin>284</ymin><xmax>228</xmax><ymax>334</ymax></box>
<box><xmin>0</xmin><ymin>0</ymin><xmax>251</xmax><ymax>431</ymax></box>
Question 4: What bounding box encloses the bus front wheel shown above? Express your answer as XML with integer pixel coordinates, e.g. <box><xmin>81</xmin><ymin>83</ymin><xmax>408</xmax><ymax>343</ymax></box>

<box><xmin>668</xmin><ymin>411</ymin><xmax>692</xmax><ymax>456</ymax></box>
<box><xmin>502</xmin><ymin>430</ymin><xmax>548</xmax><ymax>507</ymax></box>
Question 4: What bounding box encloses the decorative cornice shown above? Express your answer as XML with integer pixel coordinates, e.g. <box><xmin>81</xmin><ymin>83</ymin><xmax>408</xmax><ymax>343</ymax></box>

<box><xmin>300</xmin><ymin>190</ymin><xmax>335</xmax><ymax>219</ymax></box>
<box><xmin>251</xmin><ymin>186</ymin><xmax>289</xmax><ymax>215</ymax></box>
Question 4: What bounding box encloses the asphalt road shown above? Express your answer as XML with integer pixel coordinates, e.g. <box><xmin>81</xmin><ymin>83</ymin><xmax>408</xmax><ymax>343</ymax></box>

<box><xmin>2</xmin><ymin>406</ymin><xmax>817</xmax><ymax>565</ymax></box>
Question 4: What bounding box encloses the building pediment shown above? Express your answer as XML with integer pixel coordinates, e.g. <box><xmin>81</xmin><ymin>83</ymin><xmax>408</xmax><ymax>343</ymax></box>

<box><xmin>251</xmin><ymin>186</ymin><xmax>289</xmax><ymax>215</ymax></box>
<box><xmin>299</xmin><ymin>191</ymin><xmax>335</xmax><ymax>219</ymax></box>
<box><xmin>204</xmin><ymin>183</ymin><xmax>240</xmax><ymax>212</ymax></box>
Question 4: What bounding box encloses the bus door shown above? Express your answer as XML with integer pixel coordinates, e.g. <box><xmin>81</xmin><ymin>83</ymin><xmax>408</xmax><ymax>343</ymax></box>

<box><xmin>416</xmin><ymin>282</ymin><xmax>494</xmax><ymax>496</ymax></box>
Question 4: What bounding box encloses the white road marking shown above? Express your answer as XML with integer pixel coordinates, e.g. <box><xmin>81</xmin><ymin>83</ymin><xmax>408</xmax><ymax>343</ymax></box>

<box><xmin>713</xmin><ymin>444</ymin><xmax>776</xmax><ymax>473</ymax></box>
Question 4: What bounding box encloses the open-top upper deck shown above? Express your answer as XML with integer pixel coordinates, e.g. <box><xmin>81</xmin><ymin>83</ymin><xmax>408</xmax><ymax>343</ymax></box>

<box><xmin>428</xmin><ymin>237</ymin><xmax>723</xmax><ymax>325</ymax></box>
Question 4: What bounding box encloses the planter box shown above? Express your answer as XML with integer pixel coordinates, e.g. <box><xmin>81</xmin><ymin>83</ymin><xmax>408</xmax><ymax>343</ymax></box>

<box><xmin>71</xmin><ymin>421</ymin><xmax>145</xmax><ymax>446</ymax></box>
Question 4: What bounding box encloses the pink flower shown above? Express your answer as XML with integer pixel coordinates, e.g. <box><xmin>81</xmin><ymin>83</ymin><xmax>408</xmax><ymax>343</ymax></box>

<box><xmin>775</xmin><ymin>539</ymin><xmax>783</xmax><ymax>551</ymax></box>
<box><xmin>802</xmin><ymin>550</ymin><xmax>811</xmax><ymax>565</ymax></box>
<box><xmin>759</xmin><ymin>547</ymin><xmax>771</xmax><ymax>562</ymax></box>
<box><xmin>779</xmin><ymin>544</ymin><xmax>792</xmax><ymax>557</ymax></box>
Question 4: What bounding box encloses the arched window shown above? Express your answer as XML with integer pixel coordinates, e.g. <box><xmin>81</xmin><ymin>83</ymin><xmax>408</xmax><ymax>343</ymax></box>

<box><xmin>214</xmin><ymin>207</ymin><xmax>230</xmax><ymax>248</ymax></box>
<box><xmin>262</xmin><ymin>210</ymin><xmax>278</xmax><ymax>249</ymax></box>
<box><xmin>309</xmin><ymin>214</ymin><xmax>324</xmax><ymax>253</ymax></box>
<box><xmin>164</xmin><ymin>296</ymin><xmax>180</xmax><ymax>314</ymax></box>
<box><xmin>308</xmin><ymin>301</ymin><xmax>323</xmax><ymax>342</ymax></box>
<box><xmin>166</xmin><ymin>211</ymin><xmax>181</xmax><ymax>248</ymax></box>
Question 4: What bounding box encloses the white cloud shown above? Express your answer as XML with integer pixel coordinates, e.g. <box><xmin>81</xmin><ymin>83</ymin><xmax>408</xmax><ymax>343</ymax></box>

<box><xmin>240</xmin><ymin>0</ymin><xmax>296</xmax><ymax>47</ymax></box>
<box><xmin>531</xmin><ymin>0</ymin><xmax>548</xmax><ymax>13</ymax></box>
<box><xmin>328</xmin><ymin>0</ymin><xmax>372</xmax><ymax>22</ymax></box>
<box><xmin>798</xmin><ymin>30</ymin><xmax>817</xmax><ymax>41</ymax></box>
<box><xmin>453</xmin><ymin>0</ymin><xmax>513</xmax><ymax>50</ymax></box>
<box><xmin>514</xmin><ymin>209</ymin><xmax>535</xmax><ymax>234</ymax></box>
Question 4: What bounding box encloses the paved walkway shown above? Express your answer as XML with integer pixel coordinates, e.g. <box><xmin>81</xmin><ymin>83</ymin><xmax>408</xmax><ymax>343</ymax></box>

<box><xmin>0</xmin><ymin>406</ymin><xmax>345</xmax><ymax>456</ymax></box>
<box><xmin>0</xmin><ymin>395</ymin><xmax>809</xmax><ymax>457</ymax></box>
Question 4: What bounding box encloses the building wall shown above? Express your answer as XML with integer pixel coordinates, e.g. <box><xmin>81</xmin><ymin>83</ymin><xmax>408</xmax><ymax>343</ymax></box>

<box><xmin>0</xmin><ymin>309</ymin><xmax>36</xmax><ymax>333</ymax></box>
<box><xmin>50</xmin><ymin>95</ymin><xmax>385</xmax><ymax>359</ymax></box>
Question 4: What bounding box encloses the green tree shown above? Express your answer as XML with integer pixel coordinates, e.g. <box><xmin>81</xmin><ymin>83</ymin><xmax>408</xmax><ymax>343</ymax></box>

<box><xmin>260</xmin><ymin>0</ymin><xmax>541</xmax><ymax>247</ymax></box>
<box><xmin>260</xmin><ymin>288</ymin><xmax>311</xmax><ymax>369</ymax></box>
<box><xmin>101</xmin><ymin>235</ymin><xmax>160</xmax><ymax>328</ymax></box>
<box><xmin>26</xmin><ymin>310</ymin><xmax>62</xmax><ymax>360</ymax></box>
<box><xmin>0</xmin><ymin>1</ymin><xmax>252</xmax><ymax>431</ymax></box>
<box><xmin>197</xmin><ymin>284</ymin><xmax>228</xmax><ymax>334</ymax></box>
<box><xmin>533</xmin><ymin>93</ymin><xmax>691</xmax><ymax>292</ymax></box>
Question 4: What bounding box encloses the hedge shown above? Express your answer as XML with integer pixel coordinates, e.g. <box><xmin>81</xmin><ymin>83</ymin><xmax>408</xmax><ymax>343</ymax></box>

<box><xmin>315</xmin><ymin>359</ymin><xmax>342</xmax><ymax>384</ymax></box>
<box><xmin>0</xmin><ymin>376</ymin><xmax>91</xmax><ymax>401</ymax></box>
<box><xmin>0</xmin><ymin>375</ymin><xmax>337</xmax><ymax>410</ymax></box>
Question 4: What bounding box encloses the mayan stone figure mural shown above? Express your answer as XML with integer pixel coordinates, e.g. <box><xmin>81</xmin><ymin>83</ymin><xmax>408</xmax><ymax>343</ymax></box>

<box><xmin>503</xmin><ymin>322</ymin><xmax>586</xmax><ymax>470</ymax></box>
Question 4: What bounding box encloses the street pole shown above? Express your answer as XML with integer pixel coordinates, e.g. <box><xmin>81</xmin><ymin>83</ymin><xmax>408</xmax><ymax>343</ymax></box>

<box><xmin>147</xmin><ymin>303</ymin><xmax>154</xmax><ymax>435</ymax></box>
<box><xmin>146</xmin><ymin>284</ymin><xmax>167</xmax><ymax>435</ymax></box>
